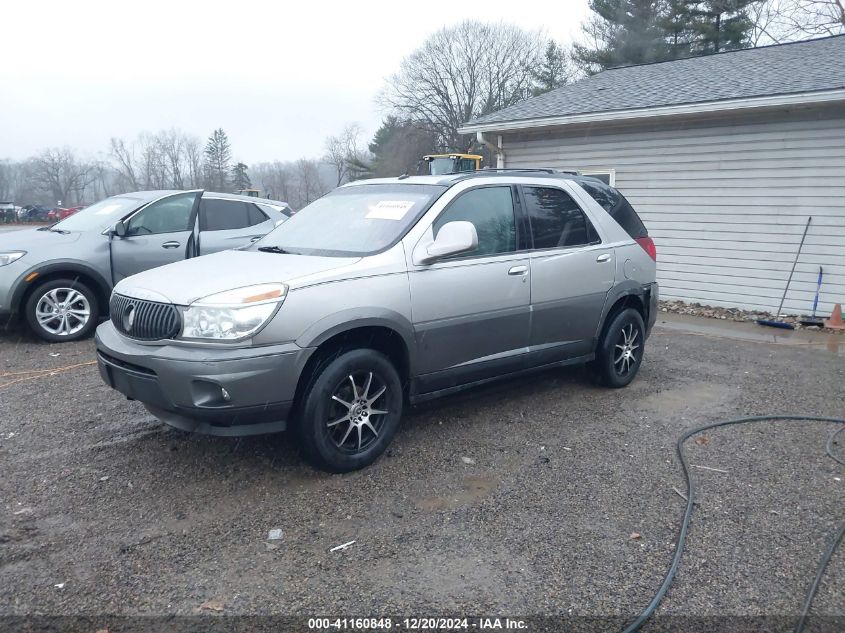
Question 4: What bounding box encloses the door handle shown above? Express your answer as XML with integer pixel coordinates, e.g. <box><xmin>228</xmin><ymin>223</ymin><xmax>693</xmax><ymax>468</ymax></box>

<box><xmin>508</xmin><ymin>265</ymin><xmax>528</xmax><ymax>276</ymax></box>
<box><xmin>250</xmin><ymin>236</ymin><xmax>261</xmax><ymax>243</ymax></box>
<box><xmin>596</xmin><ymin>253</ymin><xmax>611</xmax><ymax>263</ymax></box>
<box><xmin>161</xmin><ymin>241</ymin><xmax>181</xmax><ymax>249</ymax></box>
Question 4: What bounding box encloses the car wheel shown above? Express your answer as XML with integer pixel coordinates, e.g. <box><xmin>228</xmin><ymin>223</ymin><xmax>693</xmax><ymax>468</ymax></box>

<box><xmin>24</xmin><ymin>278</ymin><xmax>99</xmax><ymax>342</ymax></box>
<box><xmin>591</xmin><ymin>308</ymin><xmax>645</xmax><ymax>388</ymax></box>
<box><xmin>295</xmin><ymin>348</ymin><xmax>403</xmax><ymax>473</ymax></box>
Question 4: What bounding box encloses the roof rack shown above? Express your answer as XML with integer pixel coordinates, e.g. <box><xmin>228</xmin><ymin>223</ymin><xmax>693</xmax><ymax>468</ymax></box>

<box><xmin>477</xmin><ymin>167</ymin><xmax>580</xmax><ymax>175</ymax></box>
<box><xmin>442</xmin><ymin>168</ymin><xmax>582</xmax><ymax>181</ymax></box>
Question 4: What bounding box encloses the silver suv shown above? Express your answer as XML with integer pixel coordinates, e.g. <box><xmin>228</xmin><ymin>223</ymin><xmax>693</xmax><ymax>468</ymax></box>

<box><xmin>95</xmin><ymin>171</ymin><xmax>657</xmax><ymax>472</ymax></box>
<box><xmin>0</xmin><ymin>191</ymin><xmax>290</xmax><ymax>342</ymax></box>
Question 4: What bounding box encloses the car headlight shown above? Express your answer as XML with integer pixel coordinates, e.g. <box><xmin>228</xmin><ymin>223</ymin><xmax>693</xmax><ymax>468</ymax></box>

<box><xmin>0</xmin><ymin>251</ymin><xmax>25</xmax><ymax>267</ymax></box>
<box><xmin>180</xmin><ymin>283</ymin><xmax>287</xmax><ymax>341</ymax></box>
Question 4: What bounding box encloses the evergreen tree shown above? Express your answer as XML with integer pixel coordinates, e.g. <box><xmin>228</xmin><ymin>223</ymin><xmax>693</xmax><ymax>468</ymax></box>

<box><xmin>203</xmin><ymin>128</ymin><xmax>232</xmax><ymax>191</ymax></box>
<box><xmin>231</xmin><ymin>162</ymin><xmax>251</xmax><ymax>190</ymax></box>
<box><xmin>574</xmin><ymin>0</ymin><xmax>758</xmax><ymax>74</ymax></box>
<box><xmin>689</xmin><ymin>0</ymin><xmax>756</xmax><ymax>54</ymax></box>
<box><xmin>573</xmin><ymin>0</ymin><xmax>669</xmax><ymax>73</ymax></box>
<box><xmin>531</xmin><ymin>41</ymin><xmax>572</xmax><ymax>96</ymax></box>
<box><xmin>367</xmin><ymin>116</ymin><xmax>438</xmax><ymax>177</ymax></box>
<box><xmin>660</xmin><ymin>0</ymin><xmax>699</xmax><ymax>59</ymax></box>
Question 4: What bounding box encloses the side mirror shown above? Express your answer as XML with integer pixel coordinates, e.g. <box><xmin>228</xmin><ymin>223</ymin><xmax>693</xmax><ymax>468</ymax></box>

<box><xmin>418</xmin><ymin>221</ymin><xmax>478</xmax><ymax>264</ymax></box>
<box><xmin>112</xmin><ymin>220</ymin><xmax>127</xmax><ymax>238</ymax></box>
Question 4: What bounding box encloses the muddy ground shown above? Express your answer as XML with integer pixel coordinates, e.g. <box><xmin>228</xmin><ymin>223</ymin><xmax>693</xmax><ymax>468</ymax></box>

<box><xmin>0</xmin><ymin>315</ymin><xmax>843</xmax><ymax>632</ymax></box>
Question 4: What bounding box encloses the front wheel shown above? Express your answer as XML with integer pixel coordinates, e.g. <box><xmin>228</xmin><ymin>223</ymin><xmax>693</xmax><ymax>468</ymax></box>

<box><xmin>24</xmin><ymin>278</ymin><xmax>100</xmax><ymax>343</ymax></box>
<box><xmin>295</xmin><ymin>348</ymin><xmax>403</xmax><ymax>473</ymax></box>
<box><xmin>591</xmin><ymin>308</ymin><xmax>645</xmax><ymax>388</ymax></box>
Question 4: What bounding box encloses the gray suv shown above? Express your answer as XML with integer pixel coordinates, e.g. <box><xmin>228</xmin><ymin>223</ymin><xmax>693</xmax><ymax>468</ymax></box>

<box><xmin>0</xmin><ymin>191</ymin><xmax>290</xmax><ymax>341</ymax></box>
<box><xmin>95</xmin><ymin>171</ymin><xmax>658</xmax><ymax>472</ymax></box>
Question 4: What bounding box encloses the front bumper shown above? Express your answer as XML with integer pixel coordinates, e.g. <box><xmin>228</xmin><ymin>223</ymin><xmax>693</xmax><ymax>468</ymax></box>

<box><xmin>95</xmin><ymin>322</ymin><xmax>315</xmax><ymax>436</ymax></box>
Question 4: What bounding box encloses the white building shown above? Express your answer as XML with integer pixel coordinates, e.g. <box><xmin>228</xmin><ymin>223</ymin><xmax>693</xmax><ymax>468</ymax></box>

<box><xmin>460</xmin><ymin>35</ymin><xmax>845</xmax><ymax>316</ymax></box>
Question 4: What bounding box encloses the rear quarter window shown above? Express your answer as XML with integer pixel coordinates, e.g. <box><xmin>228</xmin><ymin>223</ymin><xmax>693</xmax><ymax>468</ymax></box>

<box><xmin>578</xmin><ymin>179</ymin><xmax>648</xmax><ymax>239</ymax></box>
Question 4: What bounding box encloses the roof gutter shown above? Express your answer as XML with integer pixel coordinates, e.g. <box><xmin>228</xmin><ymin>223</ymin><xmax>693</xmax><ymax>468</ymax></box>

<box><xmin>458</xmin><ymin>88</ymin><xmax>845</xmax><ymax>134</ymax></box>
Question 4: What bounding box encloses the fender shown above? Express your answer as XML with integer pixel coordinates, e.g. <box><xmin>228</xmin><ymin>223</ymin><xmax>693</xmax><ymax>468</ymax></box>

<box><xmin>295</xmin><ymin>307</ymin><xmax>418</xmax><ymax>375</ymax></box>
<box><xmin>593</xmin><ymin>280</ymin><xmax>654</xmax><ymax>340</ymax></box>
<box><xmin>9</xmin><ymin>260</ymin><xmax>112</xmax><ymax>314</ymax></box>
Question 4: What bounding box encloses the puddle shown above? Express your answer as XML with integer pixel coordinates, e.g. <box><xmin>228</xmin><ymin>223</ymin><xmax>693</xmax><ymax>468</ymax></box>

<box><xmin>635</xmin><ymin>383</ymin><xmax>734</xmax><ymax>416</ymax></box>
<box><xmin>415</xmin><ymin>474</ymin><xmax>498</xmax><ymax>511</ymax></box>
<box><xmin>655</xmin><ymin>314</ymin><xmax>844</xmax><ymax>356</ymax></box>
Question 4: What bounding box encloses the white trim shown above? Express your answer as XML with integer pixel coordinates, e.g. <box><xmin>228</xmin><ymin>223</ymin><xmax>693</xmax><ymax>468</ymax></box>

<box><xmin>458</xmin><ymin>88</ymin><xmax>845</xmax><ymax>134</ymax></box>
<box><xmin>581</xmin><ymin>169</ymin><xmax>616</xmax><ymax>186</ymax></box>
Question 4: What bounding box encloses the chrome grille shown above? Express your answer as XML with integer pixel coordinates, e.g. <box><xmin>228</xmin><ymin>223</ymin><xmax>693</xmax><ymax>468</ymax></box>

<box><xmin>109</xmin><ymin>294</ymin><xmax>181</xmax><ymax>341</ymax></box>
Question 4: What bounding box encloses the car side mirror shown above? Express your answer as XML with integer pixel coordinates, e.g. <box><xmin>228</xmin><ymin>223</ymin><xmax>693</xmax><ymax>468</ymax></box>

<box><xmin>418</xmin><ymin>221</ymin><xmax>478</xmax><ymax>264</ymax></box>
<box><xmin>112</xmin><ymin>220</ymin><xmax>127</xmax><ymax>238</ymax></box>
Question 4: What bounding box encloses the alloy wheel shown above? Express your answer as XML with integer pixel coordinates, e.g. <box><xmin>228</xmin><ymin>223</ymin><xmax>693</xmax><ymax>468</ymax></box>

<box><xmin>35</xmin><ymin>288</ymin><xmax>91</xmax><ymax>337</ymax></box>
<box><xmin>326</xmin><ymin>371</ymin><xmax>390</xmax><ymax>453</ymax></box>
<box><xmin>613</xmin><ymin>322</ymin><xmax>640</xmax><ymax>376</ymax></box>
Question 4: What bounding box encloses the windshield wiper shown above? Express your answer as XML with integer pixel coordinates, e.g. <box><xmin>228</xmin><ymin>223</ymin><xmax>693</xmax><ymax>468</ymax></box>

<box><xmin>257</xmin><ymin>245</ymin><xmax>295</xmax><ymax>254</ymax></box>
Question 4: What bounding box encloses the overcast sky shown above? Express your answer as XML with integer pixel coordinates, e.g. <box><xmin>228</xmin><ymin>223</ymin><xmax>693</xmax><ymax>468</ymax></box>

<box><xmin>2</xmin><ymin>0</ymin><xmax>589</xmax><ymax>164</ymax></box>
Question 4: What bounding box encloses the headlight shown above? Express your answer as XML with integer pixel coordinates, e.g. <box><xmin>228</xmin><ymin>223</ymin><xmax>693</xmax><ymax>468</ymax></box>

<box><xmin>180</xmin><ymin>283</ymin><xmax>287</xmax><ymax>341</ymax></box>
<box><xmin>0</xmin><ymin>251</ymin><xmax>25</xmax><ymax>267</ymax></box>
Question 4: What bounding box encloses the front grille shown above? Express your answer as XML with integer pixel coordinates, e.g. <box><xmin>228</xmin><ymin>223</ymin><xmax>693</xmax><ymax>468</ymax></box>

<box><xmin>110</xmin><ymin>294</ymin><xmax>181</xmax><ymax>341</ymax></box>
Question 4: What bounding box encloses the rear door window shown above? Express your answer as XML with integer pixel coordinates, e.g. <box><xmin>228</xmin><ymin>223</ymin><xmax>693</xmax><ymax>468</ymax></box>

<box><xmin>523</xmin><ymin>186</ymin><xmax>599</xmax><ymax>249</ymax></box>
<box><xmin>200</xmin><ymin>199</ymin><xmax>266</xmax><ymax>231</ymax></box>
<box><xmin>247</xmin><ymin>204</ymin><xmax>269</xmax><ymax>225</ymax></box>
<box><xmin>578</xmin><ymin>179</ymin><xmax>648</xmax><ymax>239</ymax></box>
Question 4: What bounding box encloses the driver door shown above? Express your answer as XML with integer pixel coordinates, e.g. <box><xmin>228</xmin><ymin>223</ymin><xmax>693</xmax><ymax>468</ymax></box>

<box><xmin>110</xmin><ymin>191</ymin><xmax>201</xmax><ymax>283</ymax></box>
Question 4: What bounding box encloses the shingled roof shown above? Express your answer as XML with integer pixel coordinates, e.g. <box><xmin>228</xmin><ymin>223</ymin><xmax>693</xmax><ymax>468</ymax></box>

<box><xmin>461</xmin><ymin>35</ymin><xmax>845</xmax><ymax>132</ymax></box>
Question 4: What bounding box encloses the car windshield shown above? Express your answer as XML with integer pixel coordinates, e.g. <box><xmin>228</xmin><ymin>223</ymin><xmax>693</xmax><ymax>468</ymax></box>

<box><xmin>251</xmin><ymin>184</ymin><xmax>445</xmax><ymax>256</ymax></box>
<box><xmin>54</xmin><ymin>196</ymin><xmax>145</xmax><ymax>232</ymax></box>
<box><xmin>427</xmin><ymin>158</ymin><xmax>456</xmax><ymax>175</ymax></box>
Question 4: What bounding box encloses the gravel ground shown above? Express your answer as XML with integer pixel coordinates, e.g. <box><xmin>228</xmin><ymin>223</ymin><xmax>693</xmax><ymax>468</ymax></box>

<box><xmin>0</xmin><ymin>315</ymin><xmax>843</xmax><ymax>632</ymax></box>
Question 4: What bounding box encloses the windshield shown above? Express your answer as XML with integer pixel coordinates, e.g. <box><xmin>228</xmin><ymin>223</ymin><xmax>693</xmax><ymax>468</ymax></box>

<box><xmin>427</xmin><ymin>158</ymin><xmax>456</xmax><ymax>175</ymax></box>
<box><xmin>54</xmin><ymin>196</ymin><xmax>145</xmax><ymax>232</ymax></box>
<box><xmin>252</xmin><ymin>184</ymin><xmax>445</xmax><ymax>256</ymax></box>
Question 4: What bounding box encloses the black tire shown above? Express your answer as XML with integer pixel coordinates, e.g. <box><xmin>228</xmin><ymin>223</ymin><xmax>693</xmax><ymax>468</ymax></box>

<box><xmin>24</xmin><ymin>278</ymin><xmax>100</xmax><ymax>343</ymax></box>
<box><xmin>294</xmin><ymin>348</ymin><xmax>403</xmax><ymax>473</ymax></box>
<box><xmin>591</xmin><ymin>308</ymin><xmax>645</xmax><ymax>388</ymax></box>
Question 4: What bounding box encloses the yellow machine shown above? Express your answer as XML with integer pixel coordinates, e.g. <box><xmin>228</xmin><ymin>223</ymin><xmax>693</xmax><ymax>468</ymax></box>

<box><xmin>421</xmin><ymin>153</ymin><xmax>483</xmax><ymax>175</ymax></box>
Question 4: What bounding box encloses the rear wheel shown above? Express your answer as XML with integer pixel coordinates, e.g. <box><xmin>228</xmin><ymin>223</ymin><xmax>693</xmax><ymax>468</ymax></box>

<box><xmin>591</xmin><ymin>308</ymin><xmax>645</xmax><ymax>388</ymax></box>
<box><xmin>24</xmin><ymin>278</ymin><xmax>99</xmax><ymax>342</ymax></box>
<box><xmin>295</xmin><ymin>348</ymin><xmax>403</xmax><ymax>473</ymax></box>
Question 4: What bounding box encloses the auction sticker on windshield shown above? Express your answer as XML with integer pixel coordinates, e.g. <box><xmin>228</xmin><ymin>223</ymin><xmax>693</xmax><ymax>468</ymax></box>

<box><xmin>365</xmin><ymin>200</ymin><xmax>415</xmax><ymax>220</ymax></box>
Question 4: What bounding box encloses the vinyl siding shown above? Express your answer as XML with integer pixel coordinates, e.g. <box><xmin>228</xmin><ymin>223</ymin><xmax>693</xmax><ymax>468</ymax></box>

<box><xmin>502</xmin><ymin>106</ymin><xmax>845</xmax><ymax>315</ymax></box>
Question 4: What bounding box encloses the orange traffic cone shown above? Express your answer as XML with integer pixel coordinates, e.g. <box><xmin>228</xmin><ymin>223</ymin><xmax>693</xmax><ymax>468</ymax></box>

<box><xmin>824</xmin><ymin>303</ymin><xmax>845</xmax><ymax>330</ymax></box>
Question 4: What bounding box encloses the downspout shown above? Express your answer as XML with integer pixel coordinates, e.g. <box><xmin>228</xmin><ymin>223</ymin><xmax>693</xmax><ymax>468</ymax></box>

<box><xmin>476</xmin><ymin>132</ymin><xmax>505</xmax><ymax>168</ymax></box>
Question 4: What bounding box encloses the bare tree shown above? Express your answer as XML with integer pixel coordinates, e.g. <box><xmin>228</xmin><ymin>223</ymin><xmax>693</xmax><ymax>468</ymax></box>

<box><xmin>158</xmin><ymin>129</ymin><xmax>186</xmax><ymax>189</ymax></box>
<box><xmin>380</xmin><ymin>21</ymin><xmax>542</xmax><ymax>150</ymax></box>
<box><xmin>184</xmin><ymin>136</ymin><xmax>203</xmax><ymax>188</ymax></box>
<box><xmin>110</xmin><ymin>129</ymin><xmax>203</xmax><ymax>191</ymax></box>
<box><xmin>324</xmin><ymin>124</ymin><xmax>369</xmax><ymax>186</ymax></box>
<box><xmin>751</xmin><ymin>0</ymin><xmax>844</xmax><ymax>43</ymax></box>
<box><xmin>110</xmin><ymin>138</ymin><xmax>140</xmax><ymax>191</ymax></box>
<box><xmin>295</xmin><ymin>158</ymin><xmax>322</xmax><ymax>207</ymax></box>
<box><xmin>252</xmin><ymin>161</ymin><xmax>293</xmax><ymax>202</ymax></box>
<box><xmin>29</xmin><ymin>148</ymin><xmax>98</xmax><ymax>206</ymax></box>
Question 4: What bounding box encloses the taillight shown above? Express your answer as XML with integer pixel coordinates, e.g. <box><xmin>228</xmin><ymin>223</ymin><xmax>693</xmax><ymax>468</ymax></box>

<box><xmin>635</xmin><ymin>236</ymin><xmax>657</xmax><ymax>261</ymax></box>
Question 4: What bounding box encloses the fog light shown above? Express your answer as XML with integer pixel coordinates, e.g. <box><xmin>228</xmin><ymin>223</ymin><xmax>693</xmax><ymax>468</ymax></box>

<box><xmin>221</xmin><ymin>387</ymin><xmax>231</xmax><ymax>402</ymax></box>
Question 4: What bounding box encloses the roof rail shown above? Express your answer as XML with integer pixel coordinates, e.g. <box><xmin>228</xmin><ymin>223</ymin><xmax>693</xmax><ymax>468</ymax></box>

<box><xmin>444</xmin><ymin>167</ymin><xmax>582</xmax><ymax>179</ymax></box>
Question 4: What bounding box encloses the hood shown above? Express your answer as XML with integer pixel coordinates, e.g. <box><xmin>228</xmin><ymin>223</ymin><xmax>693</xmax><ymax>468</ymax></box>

<box><xmin>114</xmin><ymin>249</ymin><xmax>361</xmax><ymax>305</ymax></box>
<box><xmin>0</xmin><ymin>227</ymin><xmax>83</xmax><ymax>251</ymax></box>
